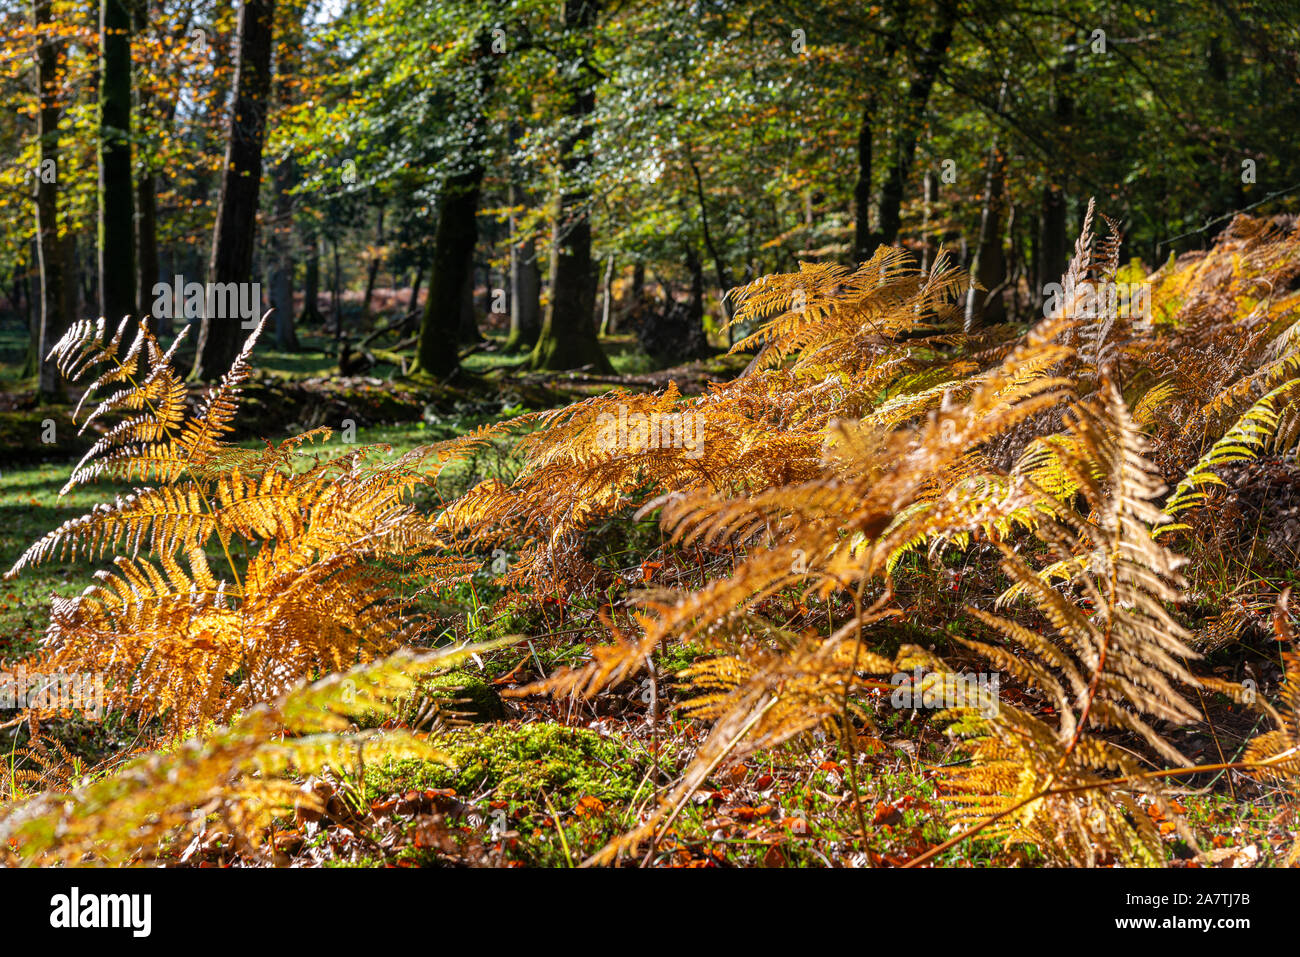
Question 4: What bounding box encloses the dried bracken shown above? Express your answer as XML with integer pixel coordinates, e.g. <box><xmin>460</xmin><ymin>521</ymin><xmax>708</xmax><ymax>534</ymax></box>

<box><xmin>5</xmin><ymin>206</ymin><xmax>1300</xmax><ymax>868</ymax></box>
<box><xmin>6</xmin><ymin>317</ymin><xmax>477</xmax><ymax>734</ymax></box>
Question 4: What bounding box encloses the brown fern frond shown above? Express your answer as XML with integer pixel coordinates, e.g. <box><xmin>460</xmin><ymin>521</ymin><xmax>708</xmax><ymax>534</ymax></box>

<box><xmin>939</xmin><ymin>701</ymin><xmax>1176</xmax><ymax>866</ymax></box>
<box><xmin>983</xmin><ymin>382</ymin><xmax>1201</xmax><ymax>761</ymax></box>
<box><xmin>8</xmin><ymin>317</ymin><xmax>474</xmax><ymax>737</ymax></box>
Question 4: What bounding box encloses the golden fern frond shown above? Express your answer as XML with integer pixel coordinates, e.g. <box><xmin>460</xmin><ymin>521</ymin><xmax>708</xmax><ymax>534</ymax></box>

<box><xmin>939</xmin><ymin>700</ymin><xmax>1176</xmax><ymax>866</ymax></box>
<box><xmin>0</xmin><ymin>644</ymin><xmax>498</xmax><ymax>866</ymax></box>
<box><xmin>9</xmin><ymin>317</ymin><xmax>471</xmax><ymax>737</ymax></box>
<box><xmin>515</xmin><ymin>610</ymin><xmax>661</xmax><ymax>699</ymax></box>
<box><xmin>76</xmin><ymin>330</ymin><xmax>189</xmax><ymax>439</ymax></box>
<box><xmin>46</xmin><ymin>316</ymin><xmax>133</xmax><ymax>382</ymax></box>
<box><xmin>1132</xmin><ymin>380</ymin><xmax>1178</xmax><ymax>428</ymax></box>
<box><xmin>982</xmin><ymin>382</ymin><xmax>1201</xmax><ymax>763</ymax></box>
<box><xmin>729</xmin><ymin>247</ymin><xmax>917</xmax><ymax>351</ymax></box>
<box><xmin>7</xmin><ymin>485</ymin><xmax>213</xmax><ymax>575</ymax></box>
<box><xmin>52</xmin><ymin>323</ymin><xmax>191</xmax><ymax>492</ymax></box>
<box><xmin>586</xmin><ymin>605</ymin><xmax>899</xmax><ymax>866</ymax></box>
<box><xmin>174</xmin><ymin>315</ymin><xmax>267</xmax><ymax>470</ymax></box>
<box><xmin>1163</xmin><ymin>377</ymin><xmax>1300</xmax><ymax>517</ymax></box>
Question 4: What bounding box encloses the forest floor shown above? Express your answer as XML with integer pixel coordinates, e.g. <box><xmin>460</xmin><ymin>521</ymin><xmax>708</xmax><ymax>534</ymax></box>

<box><xmin>0</xmin><ymin>320</ymin><xmax>1294</xmax><ymax>867</ymax></box>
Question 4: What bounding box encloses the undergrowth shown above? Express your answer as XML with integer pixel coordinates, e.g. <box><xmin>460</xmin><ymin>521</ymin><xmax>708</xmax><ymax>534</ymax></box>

<box><xmin>2</xmin><ymin>204</ymin><xmax>1298</xmax><ymax>868</ymax></box>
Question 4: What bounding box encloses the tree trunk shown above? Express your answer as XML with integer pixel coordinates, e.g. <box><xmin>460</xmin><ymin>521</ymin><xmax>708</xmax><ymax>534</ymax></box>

<box><xmin>130</xmin><ymin>0</ymin><xmax>160</xmax><ymax>335</ymax></box>
<box><xmin>598</xmin><ymin>252</ymin><xmax>615</xmax><ymax>336</ymax></box>
<box><xmin>135</xmin><ymin>170</ymin><xmax>160</xmax><ymax>332</ymax></box>
<box><xmin>33</xmin><ymin>0</ymin><xmax>69</xmax><ymax>397</ymax></box>
<box><xmin>331</xmin><ymin>235</ymin><xmax>342</xmax><ymax>340</ymax></box>
<box><xmin>270</xmin><ymin>154</ymin><xmax>298</xmax><ymax>350</ymax></box>
<box><xmin>852</xmin><ymin>98</ymin><xmax>875</xmax><ymax>262</ymax></box>
<box><xmin>191</xmin><ymin>0</ymin><xmax>275</xmax><ymax>380</ymax></box>
<box><xmin>413</xmin><ymin>163</ymin><xmax>484</xmax><ymax>377</ymax></box>
<box><xmin>686</xmin><ymin>246</ymin><xmax>705</xmax><ymax>329</ymax></box>
<box><xmin>505</xmin><ymin>121</ymin><xmax>540</xmax><ymax>352</ymax></box>
<box><xmin>630</xmin><ymin>261</ymin><xmax>644</xmax><ymax>308</ymax></box>
<box><xmin>361</xmin><ymin>204</ymin><xmax>385</xmax><ymax>330</ymax></box>
<box><xmin>412</xmin><ymin>30</ymin><xmax>497</xmax><ymax>377</ymax></box>
<box><xmin>965</xmin><ymin>144</ymin><xmax>1006</xmax><ymax>330</ymax></box>
<box><xmin>875</xmin><ymin>3</ymin><xmax>955</xmax><ymax>248</ymax></box>
<box><xmin>301</xmin><ymin>230</ymin><xmax>321</xmax><ymax>324</ymax></box>
<box><xmin>270</xmin><ymin>3</ymin><xmax>301</xmax><ymax>351</ymax></box>
<box><xmin>530</xmin><ymin>0</ymin><xmax>611</xmax><ymax>372</ymax></box>
<box><xmin>21</xmin><ymin>251</ymin><xmax>35</xmax><ymax>374</ymax></box>
<box><xmin>685</xmin><ymin>145</ymin><xmax>733</xmax><ymax>333</ymax></box>
<box><xmin>920</xmin><ymin>169</ymin><xmax>936</xmax><ymax>273</ymax></box>
<box><xmin>506</xmin><ymin>224</ymin><xmax>540</xmax><ymax>351</ymax></box>
<box><xmin>964</xmin><ymin>77</ymin><xmax>1009</xmax><ymax>331</ymax></box>
<box><xmin>1037</xmin><ymin>189</ymin><xmax>1068</xmax><ymax>306</ymax></box>
<box><xmin>406</xmin><ymin>263</ymin><xmax>423</xmax><ymax>319</ymax></box>
<box><xmin>1036</xmin><ymin>48</ymin><xmax>1075</xmax><ymax>308</ymax></box>
<box><xmin>1004</xmin><ymin>202</ymin><xmax>1022</xmax><ymax>321</ymax></box>
<box><xmin>98</xmin><ymin>0</ymin><xmax>135</xmax><ymax>326</ymax></box>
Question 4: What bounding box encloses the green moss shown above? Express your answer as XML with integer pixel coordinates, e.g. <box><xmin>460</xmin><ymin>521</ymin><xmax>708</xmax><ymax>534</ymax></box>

<box><xmin>413</xmin><ymin>670</ymin><xmax>505</xmax><ymax>722</ymax></box>
<box><xmin>365</xmin><ymin>722</ymin><xmax>644</xmax><ymax>804</ymax></box>
<box><xmin>489</xmin><ymin>609</ymin><xmax>537</xmax><ymax>642</ymax></box>
<box><xmin>654</xmin><ymin>639</ymin><xmax>709</xmax><ymax>677</ymax></box>
<box><xmin>324</xmin><ymin>846</ymin><xmax>444</xmax><ymax>868</ymax></box>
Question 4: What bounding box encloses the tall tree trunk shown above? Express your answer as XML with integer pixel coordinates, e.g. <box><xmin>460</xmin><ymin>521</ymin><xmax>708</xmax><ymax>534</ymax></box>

<box><xmin>60</xmin><ymin>232</ymin><xmax>77</xmax><ymax>338</ymax></box>
<box><xmin>1037</xmin><ymin>189</ymin><xmax>1069</xmax><ymax>305</ymax></box>
<box><xmin>875</xmin><ymin>3</ymin><xmax>956</xmax><ymax>248</ymax></box>
<box><xmin>412</xmin><ymin>30</ymin><xmax>497</xmax><ymax>377</ymax></box>
<box><xmin>1037</xmin><ymin>46</ymin><xmax>1075</xmax><ymax>308</ymax></box>
<box><xmin>21</xmin><ymin>251</ymin><xmax>34</xmax><ymax>370</ymax></box>
<box><xmin>1034</xmin><ymin>102</ymin><xmax>1076</xmax><ymax>304</ymax></box>
<box><xmin>405</xmin><ymin>263</ymin><xmax>423</xmax><ymax>320</ymax></box>
<box><xmin>33</xmin><ymin>0</ymin><xmax>69</xmax><ymax>397</ymax></box>
<box><xmin>506</xmin><ymin>120</ymin><xmax>540</xmax><ymax>351</ymax></box>
<box><xmin>98</xmin><ymin>0</ymin><xmax>134</xmax><ymax>325</ymax></box>
<box><xmin>270</xmin><ymin>2</ymin><xmax>302</xmax><ymax>351</ymax></box>
<box><xmin>530</xmin><ymin>0</ymin><xmax>611</xmax><ymax>372</ymax></box>
<box><xmin>630</xmin><ymin>261</ymin><xmax>644</xmax><ymax>309</ymax></box>
<box><xmin>965</xmin><ymin>144</ymin><xmax>1007</xmax><ymax>330</ymax></box>
<box><xmin>506</xmin><ymin>216</ymin><xmax>540</xmax><ymax>351</ymax></box>
<box><xmin>920</xmin><ymin>168</ymin><xmax>936</xmax><ymax>273</ymax></box>
<box><xmin>192</xmin><ymin>0</ymin><xmax>275</xmax><ymax>380</ymax></box>
<box><xmin>964</xmin><ymin>77</ymin><xmax>1009</xmax><ymax>330</ymax></box>
<box><xmin>81</xmin><ymin>250</ymin><xmax>96</xmax><ymax>309</ymax></box>
<box><xmin>301</xmin><ymin>229</ymin><xmax>321</xmax><ymax>324</ymax></box>
<box><xmin>852</xmin><ymin>98</ymin><xmax>875</xmax><ymax>261</ymax></box>
<box><xmin>331</xmin><ymin>235</ymin><xmax>342</xmax><ymax>340</ymax></box>
<box><xmin>270</xmin><ymin>155</ymin><xmax>298</xmax><ymax>350</ymax></box>
<box><xmin>686</xmin><ymin>145</ymin><xmax>733</xmax><ymax>330</ymax></box>
<box><xmin>686</xmin><ymin>245</ymin><xmax>705</xmax><ymax>329</ymax></box>
<box><xmin>1005</xmin><ymin>202</ymin><xmax>1021</xmax><ymax>321</ymax></box>
<box><xmin>130</xmin><ymin>0</ymin><xmax>160</xmax><ymax>335</ymax></box>
<box><xmin>413</xmin><ymin>164</ymin><xmax>483</xmax><ymax>376</ymax></box>
<box><xmin>135</xmin><ymin>170</ymin><xmax>160</xmax><ymax>331</ymax></box>
<box><xmin>598</xmin><ymin>252</ymin><xmax>615</xmax><ymax>336</ymax></box>
<box><xmin>361</xmin><ymin>204</ymin><xmax>385</xmax><ymax>330</ymax></box>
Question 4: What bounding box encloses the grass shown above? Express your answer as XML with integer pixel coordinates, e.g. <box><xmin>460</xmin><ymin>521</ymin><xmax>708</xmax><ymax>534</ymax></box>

<box><xmin>0</xmin><ymin>461</ymin><xmax>136</xmax><ymax>661</ymax></box>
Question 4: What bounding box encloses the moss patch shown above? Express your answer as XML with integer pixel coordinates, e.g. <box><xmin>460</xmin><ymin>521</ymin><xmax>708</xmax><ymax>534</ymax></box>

<box><xmin>412</xmin><ymin>670</ymin><xmax>505</xmax><ymax>722</ymax></box>
<box><xmin>365</xmin><ymin>722</ymin><xmax>644</xmax><ymax>804</ymax></box>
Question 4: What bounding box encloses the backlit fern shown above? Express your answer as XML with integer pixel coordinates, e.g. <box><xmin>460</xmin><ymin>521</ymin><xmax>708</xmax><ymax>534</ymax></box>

<box><xmin>5</xmin><ymin>318</ymin><xmax>475</xmax><ymax>735</ymax></box>
<box><xmin>0</xmin><ymin>646</ymin><xmax>483</xmax><ymax>866</ymax></box>
<box><xmin>477</xmin><ymin>205</ymin><xmax>1299</xmax><ymax>866</ymax></box>
<box><xmin>7</xmin><ymin>204</ymin><xmax>1300</xmax><ymax>868</ymax></box>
